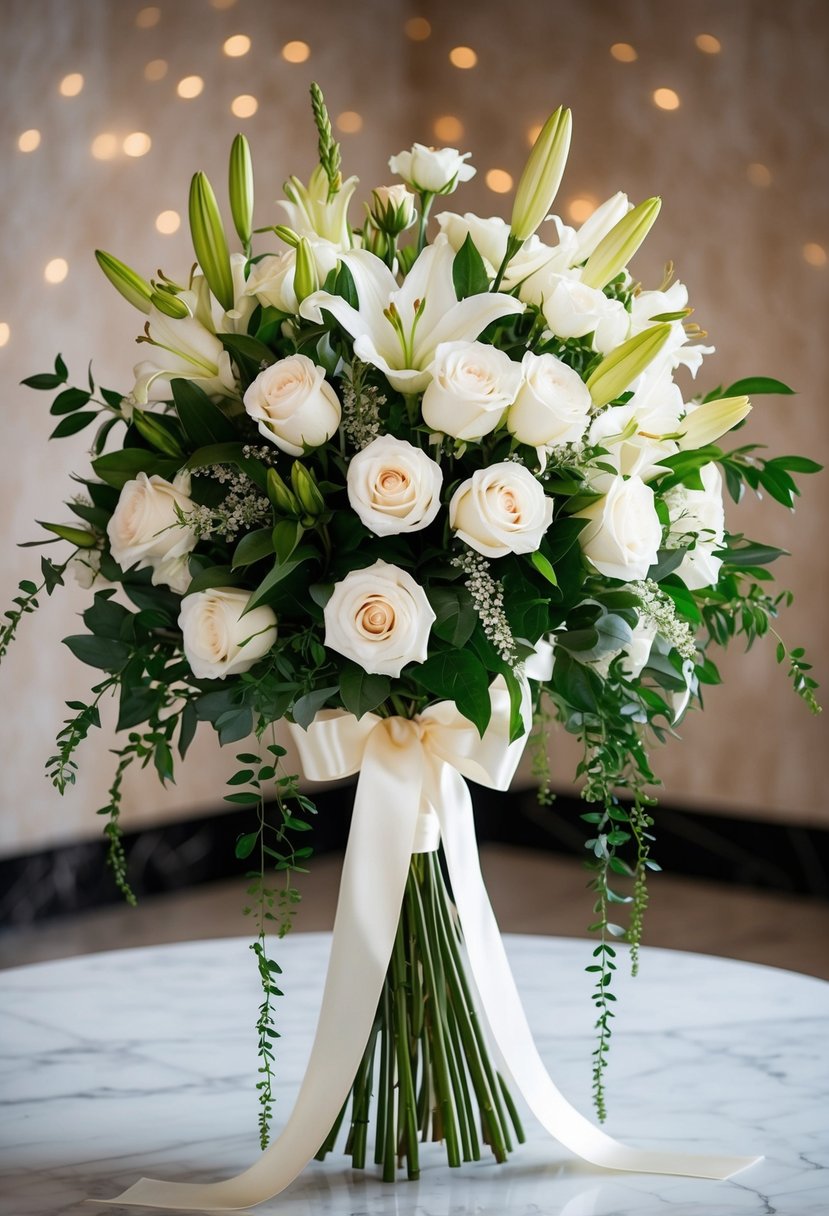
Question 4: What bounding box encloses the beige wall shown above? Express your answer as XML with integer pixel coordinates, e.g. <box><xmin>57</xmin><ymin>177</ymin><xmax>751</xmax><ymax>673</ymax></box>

<box><xmin>0</xmin><ymin>0</ymin><xmax>826</xmax><ymax>857</ymax></box>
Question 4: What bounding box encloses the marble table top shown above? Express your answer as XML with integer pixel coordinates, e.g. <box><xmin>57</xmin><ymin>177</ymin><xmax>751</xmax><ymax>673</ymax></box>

<box><xmin>1</xmin><ymin>933</ymin><xmax>827</xmax><ymax>1216</ymax></box>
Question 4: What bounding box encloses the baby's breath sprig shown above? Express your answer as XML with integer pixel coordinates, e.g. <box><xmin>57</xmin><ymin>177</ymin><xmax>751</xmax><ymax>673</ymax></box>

<box><xmin>451</xmin><ymin>548</ymin><xmax>518</xmax><ymax>666</ymax></box>
<box><xmin>630</xmin><ymin>578</ymin><xmax>697</xmax><ymax>661</ymax></box>
<box><xmin>340</xmin><ymin>361</ymin><xmax>385</xmax><ymax>450</ymax></box>
<box><xmin>183</xmin><ymin>465</ymin><xmax>271</xmax><ymax>542</ymax></box>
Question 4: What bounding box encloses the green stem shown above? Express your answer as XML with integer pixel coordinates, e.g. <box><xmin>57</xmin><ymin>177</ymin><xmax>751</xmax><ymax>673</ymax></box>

<box><xmin>416</xmin><ymin>193</ymin><xmax>434</xmax><ymax>253</ymax></box>
<box><xmin>491</xmin><ymin>233</ymin><xmax>523</xmax><ymax>291</ymax></box>
<box><xmin>382</xmin><ymin>982</ymin><xmax>397</xmax><ymax>1182</ymax></box>
<box><xmin>391</xmin><ymin>915</ymin><xmax>420</xmax><ymax>1178</ymax></box>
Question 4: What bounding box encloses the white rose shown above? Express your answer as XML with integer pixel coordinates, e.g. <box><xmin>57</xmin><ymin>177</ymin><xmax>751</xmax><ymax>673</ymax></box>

<box><xmin>667</xmin><ymin>463</ymin><xmax>725</xmax><ymax>590</ymax></box>
<box><xmin>244</xmin><ymin>242</ymin><xmax>340</xmax><ymax>314</ymax></box>
<box><xmin>542</xmin><ymin>276</ymin><xmax>630</xmax><ymax>354</ymax></box>
<box><xmin>370</xmin><ymin>184</ymin><xmax>417</xmax><ymax>233</ymax></box>
<box><xmin>449</xmin><ymin>462</ymin><xmax>553</xmax><ymax>558</ymax></box>
<box><xmin>244</xmin><ymin>354</ymin><xmax>341</xmax><ymax>456</ymax></box>
<box><xmin>436</xmin><ymin>211</ymin><xmax>510</xmax><ymax>270</ymax></box>
<box><xmin>323</xmin><ymin>560</ymin><xmax>436</xmax><ymax>677</ymax></box>
<box><xmin>107</xmin><ymin>470</ymin><xmax>197</xmax><ymax>592</ymax></box>
<box><xmin>422</xmin><ymin>341</ymin><xmax>523</xmax><ymax>441</ymax></box>
<box><xmin>179</xmin><ymin>587</ymin><xmax>277</xmax><ymax>680</ymax></box>
<box><xmin>576</xmin><ymin>475</ymin><xmax>663</xmax><ymax>581</ymax></box>
<box><xmin>347</xmin><ymin>436</ymin><xmax>443</xmax><ymax>536</ymax></box>
<box><xmin>67</xmin><ymin>547</ymin><xmax>103</xmax><ymax>590</ymax></box>
<box><xmin>507</xmin><ymin>351</ymin><xmax>592</xmax><ymax>447</ymax></box>
<box><xmin>389</xmin><ymin>143</ymin><xmax>476</xmax><ymax>194</ymax></box>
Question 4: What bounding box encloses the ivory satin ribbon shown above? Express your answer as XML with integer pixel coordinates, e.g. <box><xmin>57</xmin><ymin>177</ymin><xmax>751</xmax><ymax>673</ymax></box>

<box><xmin>108</xmin><ymin>683</ymin><xmax>759</xmax><ymax>1210</ymax></box>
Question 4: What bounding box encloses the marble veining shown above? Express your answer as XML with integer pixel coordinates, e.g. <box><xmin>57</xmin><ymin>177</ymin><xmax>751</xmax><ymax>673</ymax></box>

<box><xmin>1</xmin><ymin>934</ymin><xmax>827</xmax><ymax>1215</ymax></box>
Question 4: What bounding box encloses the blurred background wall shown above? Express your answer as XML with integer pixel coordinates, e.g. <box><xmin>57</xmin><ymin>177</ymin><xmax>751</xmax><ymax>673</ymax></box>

<box><xmin>0</xmin><ymin>0</ymin><xmax>826</xmax><ymax>860</ymax></box>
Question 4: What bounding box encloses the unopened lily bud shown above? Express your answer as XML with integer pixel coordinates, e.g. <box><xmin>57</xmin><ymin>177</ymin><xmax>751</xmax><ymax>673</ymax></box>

<box><xmin>266</xmin><ymin>467</ymin><xmax>300</xmax><ymax>516</ymax></box>
<box><xmin>586</xmin><ymin>323</ymin><xmax>672</xmax><ymax>407</ymax></box>
<box><xmin>678</xmin><ymin>395</ymin><xmax>751</xmax><ymax>451</ymax></box>
<box><xmin>511</xmin><ymin>106</ymin><xmax>572</xmax><ymax>242</ymax></box>
<box><xmin>229</xmin><ymin>133</ymin><xmax>254</xmax><ymax>248</ymax></box>
<box><xmin>150</xmin><ymin>289</ymin><xmax>190</xmax><ymax>320</ymax></box>
<box><xmin>38</xmin><ymin>521</ymin><xmax>98</xmax><ymax>548</ymax></box>
<box><xmin>273</xmin><ymin>225</ymin><xmax>300</xmax><ymax>249</ymax></box>
<box><xmin>132</xmin><ymin>410</ymin><xmax>186</xmax><ymax>458</ymax></box>
<box><xmin>291</xmin><ymin>461</ymin><xmax>326</xmax><ymax>518</ymax></box>
<box><xmin>369</xmin><ymin>184</ymin><xmax>417</xmax><ymax>235</ymax></box>
<box><xmin>95</xmin><ymin>250</ymin><xmax>153</xmax><ymax>314</ymax></box>
<box><xmin>188</xmin><ymin>171</ymin><xmax>234</xmax><ymax>311</ymax></box>
<box><xmin>361</xmin><ymin>217</ymin><xmax>388</xmax><ymax>259</ymax></box>
<box><xmin>580</xmin><ymin>196</ymin><xmax>662</xmax><ymax>290</ymax></box>
<box><xmin>293</xmin><ymin>237</ymin><xmax>320</xmax><ymax>303</ymax></box>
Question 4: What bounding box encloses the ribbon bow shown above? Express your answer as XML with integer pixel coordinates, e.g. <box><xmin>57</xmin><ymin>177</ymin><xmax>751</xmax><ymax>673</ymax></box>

<box><xmin>109</xmin><ymin>682</ymin><xmax>758</xmax><ymax>1210</ymax></box>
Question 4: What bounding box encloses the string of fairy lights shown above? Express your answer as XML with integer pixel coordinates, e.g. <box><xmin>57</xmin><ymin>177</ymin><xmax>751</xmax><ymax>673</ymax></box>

<box><xmin>0</xmin><ymin>1</ymin><xmax>826</xmax><ymax>355</ymax></box>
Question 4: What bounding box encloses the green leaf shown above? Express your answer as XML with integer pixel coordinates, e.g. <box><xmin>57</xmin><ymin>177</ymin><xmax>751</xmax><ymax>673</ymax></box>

<box><xmin>724</xmin><ymin>376</ymin><xmax>794</xmax><ymax>397</ymax></box>
<box><xmin>63</xmin><ymin>633</ymin><xmax>131</xmax><ymax>671</ymax></box>
<box><xmin>272</xmin><ymin>519</ymin><xmax>302</xmax><ymax>564</ymax></box>
<box><xmin>117</xmin><ymin>685</ymin><xmax>158</xmax><ymax>731</ymax></box>
<box><xmin>773</xmin><ymin>455</ymin><xmax>822</xmax><ymax>474</ymax></box>
<box><xmin>292</xmin><ymin>685</ymin><xmax>338</xmax><ymax>730</ymax></box>
<box><xmin>411</xmin><ymin>650</ymin><xmax>492</xmax><ymax>736</ymax></box>
<box><xmin>716</xmin><ymin>539</ymin><xmax>788</xmax><ymax>567</ymax></box>
<box><xmin>185</xmin><ymin>442</ymin><xmax>267</xmax><ymax>490</ymax></box>
<box><xmin>92</xmin><ymin>448</ymin><xmax>179</xmax><ymax>489</ymax></box>
<box><xmin>37</xmin><ymin>521</ymin><xmax>97</xmax><ymax>548</ymax></box>
<box><xmin>50</xmin><ymin>411</ymin><xmax>99</xmax><ymax>439</ymax></box>
<box><xmin>50</xmin><ymin>387</ymin><xmax>92</xmax><ymax>415</ymax></box>
<box><xmin>553</xmin><ymin>649</ymin><xmax>601</xmax><ymax>714</ymax></box>
<box><xmin>452</xmin><ymin>233</ymin><xmax>490</xmax><ymax>299</ymax></box>
<box><xmin>83</xmin><ymin>592</ymin><xmax>135</xmax><ymax>640</ymax></box>
<box><xmin>21</xmin><ymin>366</ymin><xmax>68</xmax><ymax>390</ymax></box>
<box><xmin>232</xmin><ymin>528</ymin><xmax>275</xmax><ymax>569</ymax></box>
<box><xmin>219</xmin><ymin>333</ymin><xmax>275</xmax><ymax>389</ymax></box>
<box><xmin>244</xmin><ymin>546</ymin><xmax>316</xmax><ymax>613</ymax></box>
<box><xmin>531</xmin><ymin>550</ymin><xmax>558</xmax><ymax>587</ymax></box>
<box><xmin>426</xmin><ymin>585</ymin><xmax>477</xmax><ymax>648</ymax></box>
<box><xmin>184</xmin><ymin>564</ymin><xmax>244</xmax><ymax>594</ymax></box>
<box><xmin>178</xmin><ymin>701</ymin><xmax>198</xmax><ymax>758</ymax></box>
<box><xmin>339</xmin><ymin>665</ymin><xmax>391</xmax><ymax>719</ymax></box>
<box><xmin>171</xmin><ymin>377</ymin><xmax>237</xmax><ymax>446</ymax></box>
<box><xmin>235</xmin><ymin>831</ymin><xmax>259</xmax><ymax>858</ymax></box>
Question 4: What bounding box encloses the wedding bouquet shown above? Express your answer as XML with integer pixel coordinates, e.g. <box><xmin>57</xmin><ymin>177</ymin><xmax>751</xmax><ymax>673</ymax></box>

<box><xmin>2</xmin><ymin>84</ymin><xmax>819</xmax><ymax>1204</ymax></box>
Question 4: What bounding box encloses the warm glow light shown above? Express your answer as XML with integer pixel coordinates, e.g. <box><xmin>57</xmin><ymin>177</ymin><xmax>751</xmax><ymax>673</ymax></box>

<box><xmin>144</xmin><ymin>58</ymin><xmax>168</xmax><ymax>81</ymax></box>
<box><xmin>91</xmin><ymin>133</ymin><xmax>119</xmax><ymax>160</ymax></box>
<box><xmin>803</xmin><ymin>242</ymin><xmax>827</xmax><ymax>268</ymax></box>
<box><xmin>747</xmin><ymin>162</ymin><xmax>772</xmax><ymax>188</ymax></box>
<box><xmin>0</xmin><ymin>323</ymin><xmax>9</xmax><ymax>348</ymax></box>
<box><xmin>527</xmin><ymin>123</ymin><xmax>542</xmax><ymax>146</ymax></box>
<box><xmin>231</xmin><ymin>94</ymin><xmax>258</xmax><ymax>118</ymax></box>
<box><xmin>695</xmin><ymin>33</ymin><xmax>722</xmax><ymax>54</ymax></box>
<box><xmin>17</xmin><ymin>128</ymin><xmax>41</xmax><ymax>152</ymax></box>
<box><xmin>135</xmin><ymin>5</ymin><xmax>161</xmax><ymax>27</ymax></box>
<box><xmin>223</xmin><ymin>34</ymin><xmax>251</xmax><ymax>57</ymax></box>
<box><xmin>568</xmin><ymin>196</ymin><xmax>597</xmax><ymax>223</ymax></box>
<box><xmin>449</xmin><ymin>45</ymin><xmax>478</xmax><ymax>69</ymax></box>
<box><xmin>44</xmin><ymin>258</ymin><xmax>69</xmax><ymax>284</ymax></box>
<box><xmin>404</xmin><ymin>17</ymin><xmax>431</xmax><ymax>40</ymax></box>
<box><xmin>653</xmin><ymin>88</ymin><xmax>681</xmax><ymax>111</ymax></box>
<box><xmin>485</xmin><ymin>169</ymin><xmax>513</xmax><ymax>194</ymax></box>
<box><xmin>434</xmin><ymin>115</ymin><xmax>464</xmax><ymax>142</ymax></box>
<box><xmin>610</xmin><ymin>42</ymin><xmax>638</xmax><ymax>62</ymax></box>
<box><xmin>123</xmin><ymin>132</ymin><xmax>152</xmax><ymax>157</ymax></box>
<box><xmin>282</xmin><ymin>40</ymin><xmax>310</xmax><ymax>63</ymax></box>
<box><xmin>59</xmin><ymin>73</ymin><xmax>84</xmax><ymax>97</ymax></box>
<box><xmin>336</xmin><ymin>110</ymin><xmax>363</xmax><ymax>134</ymax></box>
<box><xmin>156</xmin><ymin>210</ymin><xmax>181</xmax><ymax>235</ymax></box>
<box><xmin>211</xmin><ymin>0</ymin><xmax>237</xmax><ymax>7</ymax></box>
<box><xmin>177</xmin><ymin>75</ymin><xmax>204</xmax><ymax>99</ymax></box>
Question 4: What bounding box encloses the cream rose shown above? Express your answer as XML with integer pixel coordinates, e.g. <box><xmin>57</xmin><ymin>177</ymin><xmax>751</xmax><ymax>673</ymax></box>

<box><xmin>507</xmin><ymin>351</ymin><xmax>592</xmax><ymax>447</ymax></box>
<box><xmin>388</xmin><ymin>143</ymin><xmax>475</xmax><ymax>194</ymax></box>
<box><xmin>667</xmin><ymin>462</ymin><xmax>725</xmax><ymax>590</ymax></box>
<box><xmin>179</xmin><ymin>587</ymin><xmax>277</xmax><ymax>680</ymax></box>
<box><xmin>542</xmin><ymin>276</ymin><xmax>630</xmax><ymax>354</ymax></box>
<box><xmin>244</xmin><ymin>354</ymin><xmax>342</xmax><ymax>456</ymax></box>
<box><xmin>576</xmin><ymin>475</ymin><xmax>663</xmax><ymax>581</ymax></box>
<box><xmin>323</xmin><ymin>560</ymin><xmax>435</xmax><ymax>677</ymax></box>
<box><xmin>422</xmin><ymin>341</ymin><xmax>523</xmax><ymax>441</ymax></box>
<box><xmin>107</xmin><ymin>470</ymin><xmax>197</xmax><ymax>593</ymax></box>
<box><xmin>347</xmin><ymin>436</ymin><xmax>443</xmax><ymax>536</ymax></box>
<box><xmin>449</xmin><ymin>462</ymin><xmax>553</xmax><ymax>558</ymax></box>
<box><xmin>243</xmin><ymin>241</ymin><xmax>340</xmax><ymax>315</ymax></box>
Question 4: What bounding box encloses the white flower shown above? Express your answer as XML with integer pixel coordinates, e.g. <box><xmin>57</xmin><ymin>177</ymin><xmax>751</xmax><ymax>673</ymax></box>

<box><xmin>576</xmin><ymin>475</ymin><xmax>663</xmax><ymax>581</ymax></box>
<box><xmin>542</xmin><ymin>275</ymin><xmax>630</xmax><ymax>354</ymax></box>
<box><xmin>370</xmin><ymin>184</ymin><xmax>417</xmax><ymax>233</ymax></box>
<box><xmin>667</xmin><ymin>462</ymin><xmax>725</xmax><ymax>590</ymax></box>
<box><xmin>586</xmin><ymin>402</ymin><xmax>678</xmax><ymax>493</ymax></box>
<box><xmin>507</xmin><ymin>351</ymin><xmax>592</xmax><ymax>447</ymax></box>
<box><xmin>107</xmin><ymin>470</ymin><xmax>197</xmax><ymax>592</ymax></box>
<box><xmin>179</xmin><ymin>587</ymin><xmax>277</xmax><ymax>680</ymax></box>
<box><xmin>524</xmin><ymin>635</ymin><xmax>554</xmax><ymax>682</ymax></box>
<box><xmin>570</xmin><ymin>192</ymin><xmax>631</xmax><ymax>261</ymax></box>
<box><xmin>243</xmin><ymin>354</ymin><xmax>341</xmax><ymax>456</ymax></box>
<box><xmin>450</xmin><ymin>462</ymin><xmax>553</xmax><ymax>558</ymax></box>
<box><xmin>619</xmin><ymin>616</ymin><xmax>658</xmax><ymax>678</ymax></box>
<box><xmin>436</xmin><ymin>211</ymin><xmax>511</xmax><ymax>270</ymax></box>
<box><xmin>347</xmin><ymin>435</ymin><xmax>443</xmax><ymax>536</ymax></box>
<box><xmin>132</xmin><ymin>297</ymin><xmax>236</xmax><ymax>404</ymax></box>
<box><xmin>422</xmin><ymin>341</ymin><xmax>523</xmax><ymax>440</ymax></box>
<box><xmin>243</xmin><ymin>241</ymin><xmax>340</xmax><ymax>315</ymax></box>
<box><xmin>389</xmin><ymin>144</ymin><xmax>475</xmax><ymax>194</ymax></box>
<box><xmin>278</xmin><ymin>164</ymin><xmax>358</xmax><ymax>249</ymax></box>
<box><xmin>300</xmin><ymin>235</ymin><xmax>524</xmax><ymax>394</ymax></box>
<box><xmin>67</xmin><ymin>547</ymin><xmax>103</xmax><ymax>590</ymax></box>
<box><xmin>629</xmin><ymin>281</ymin><xmax>714</xmax><ymax>377</ymax></box>
<box><xmin>323</xmin><ymin>560</ymin><xmax>435</xmax><ymax>677</ymax></box>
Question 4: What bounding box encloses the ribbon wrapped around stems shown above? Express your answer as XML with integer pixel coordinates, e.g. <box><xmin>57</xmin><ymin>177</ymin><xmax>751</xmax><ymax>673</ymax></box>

<box><xmin>108</xmin><ymin>680</ymin><xmax>759</xmax><ymax>1211</ymax></box>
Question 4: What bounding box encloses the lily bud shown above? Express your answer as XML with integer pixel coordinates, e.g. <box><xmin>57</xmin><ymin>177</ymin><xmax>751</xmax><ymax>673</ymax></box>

<box><xmin>291</xmin><ymin>462</ymin><xmax>326</xmax><ymax>519</ymax></box>
<box><xmin>188</xmin><ymin>171</ymin><xmax>234</xmax><ymax>311</ymax></box>
<box><xmin>150</xmin><ymin>289</ymin><xmax>191</xmax><ymax>320</ymax></box>
<box><xmin>360</xmin><ymin>217</ymin><xmax>388</xmax><ymax>259</ymax></box>
<box><xmin>580</xmin><ymin>196</ymin><xmax>662</xmax><ymax>290</ymax></box>
<box><xmin>510</xmin><ymin>106</ymin><xmax>572</xmax><ymax>242</ymax></box>
<box><xmin>94</xmin><ymin>250</ymin><xmax>153</xmax><ymax>314</ymax></box>
<box><xmin>677</xmin><ymin>395</ymin><xmax>751</xmax><ymax>451</ymax></box>
<box><xmin>369</xmin><ymin>184</ymin><xmax>417</xmax><ymax>235</ymax></box>
<box><xmin>273</xmin><ymin>225</ymin><xmax>300</xmax><ymax>249</ymax></box>
<box><xmin>132</xmin><ymin>410</ymin><xmax>185</xmax><ymax>458</ymax></box>
<box><xmin>229</xmin><ymin>133</ymin><xmax>255</xmax><ymax>248</ymax></box>
<box><xmin>293</xmin><ymin>237</ymin><xmax>320</xmax><ymax>303</ymax></box>
<box><xmin>586</xmin><ymin>323</ymin><xmax>672</xmax><ymax>407</ymax></box>
<box><xmin>38</xmin><ymin>521</ymin><xmax>98</xmax><ymax>548</ymax></box>
<box><xmin>266</xmin><ymin>467</ymin><xmax>300</xmax><ymax>516</ymax></box>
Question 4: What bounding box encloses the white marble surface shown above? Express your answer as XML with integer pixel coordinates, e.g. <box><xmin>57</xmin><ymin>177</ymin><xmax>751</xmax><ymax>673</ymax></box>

<box><xmin>0</xmin><ymin>933</ymin><xmax>827</xmax><ymax>1215</ymax></box>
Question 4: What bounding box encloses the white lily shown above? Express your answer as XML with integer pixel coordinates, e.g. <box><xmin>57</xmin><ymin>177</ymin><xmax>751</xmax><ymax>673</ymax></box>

<box><xmin>299</xmin><ymin>234</ymin><xmax>525</xmax><ymax>393</ymax></box>
<box><xmin>279</xmin><ymin>164</ymin><xmax>358</xmax><ymax>249</ymax></box>
<box><xmin>133</xmin><ymin>290</ymin><xmax>236</xmax><ymax>403</ymax></box>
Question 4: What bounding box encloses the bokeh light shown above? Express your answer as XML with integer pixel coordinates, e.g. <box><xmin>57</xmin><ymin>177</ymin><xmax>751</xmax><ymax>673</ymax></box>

<box><xmin>0</xmin><ymin>323</ymin><xmax>9</xmax><ymax>348</ymax></box>
<box><xmin>17</xmin><ymin>129</ymin><xmax>41</xmax><ymax>152</ymax></box>
<box><xmin>231</xmin><ymin>94</ymin><xmax>258</xmax><ymax>118</ymax></box>
<box><xmin>449</xmin><ymin>46</ymin><xmax>478</xmax><ymax>69</ymax></box>
<box><xmin>610</xmin><ymin>43</ymin><xmax>638</xmax><ymax>63</ymax></box>
<box><xmin>434</xmin><ymin>115</ymin><xmax>464</xmax><ymax>143</ymax></box>
<box><xmin>123</xmin><ymin>132</ymin><xmax>152</xmax><ymax>157</ymax></box>
<box><xmin>803</xmin><ymin>243</ymin><xmax>827</xmax><ymax>268</ymax></box>
<box><xmin>144</xmin><ymin>59</ymin><xmax>168</xmax><ymax>82</ymax></box>
<box><xmin>695</xmin><ymin>33</ymin><xmax>722</xmax><ymax>54</ymax></box>
<box><xmin>44</xmin><ymin>258</ymin><xmax>69</xmax><ymax>284</ymax></box>
<box><xmin>282</xmin><ymin>40</ymin><xmax>310</xmax><ymax>63</ymax></box>
<box><xmin>177</xmin><ymin>75</ymin><xmax>204</xmax><ymax>99</ymax></box>
<box><xmin>336</xmin><ymin>111</ymin><xmax>363</xmax><ymax>134</ymax></box>
<box><xmin>59</xmin><ymin>73</ymin><xmax>84</xmax><ymax>97</ymax></box>
<box><xmin>568</xmin><ymin>197</ymin><xmax>597</xmax><ymax>223</ymax></box>
<box><xmin>135</xmin><ymin>6</ymin><xmax>161</xmax><ymax>28</ymax></box>
<box><xmin>223</xmin><ymin>34</ymin><xmax>251</xmax><ymax>57</ymax></box>
<box><xmin>91</xmin><ymin>133</ymin><xmax>119</xmax><ymax>160</ymax></box>
<box><xmin>405</xmin><ymin>17</ymin><xmax>431</xmax><ymax>41</ymax></box>
<box><xmin>747</xmin><ymin>163</ymin><xmax>772</xmax><ymax>188</ymax></box>
<box><xmin>653</xmin><ymin>88</ymin><xmax>681</xmax><ymax>110</ymax></box>
<box><xmin>155</xmin><ymin>210</ymin><xmax>181</xmax><ymax>235</ymax></box>
<box><xmin>485</xmin><ymin>169</ymin><xmax>513</xmax><ymax>194</ymax></box>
